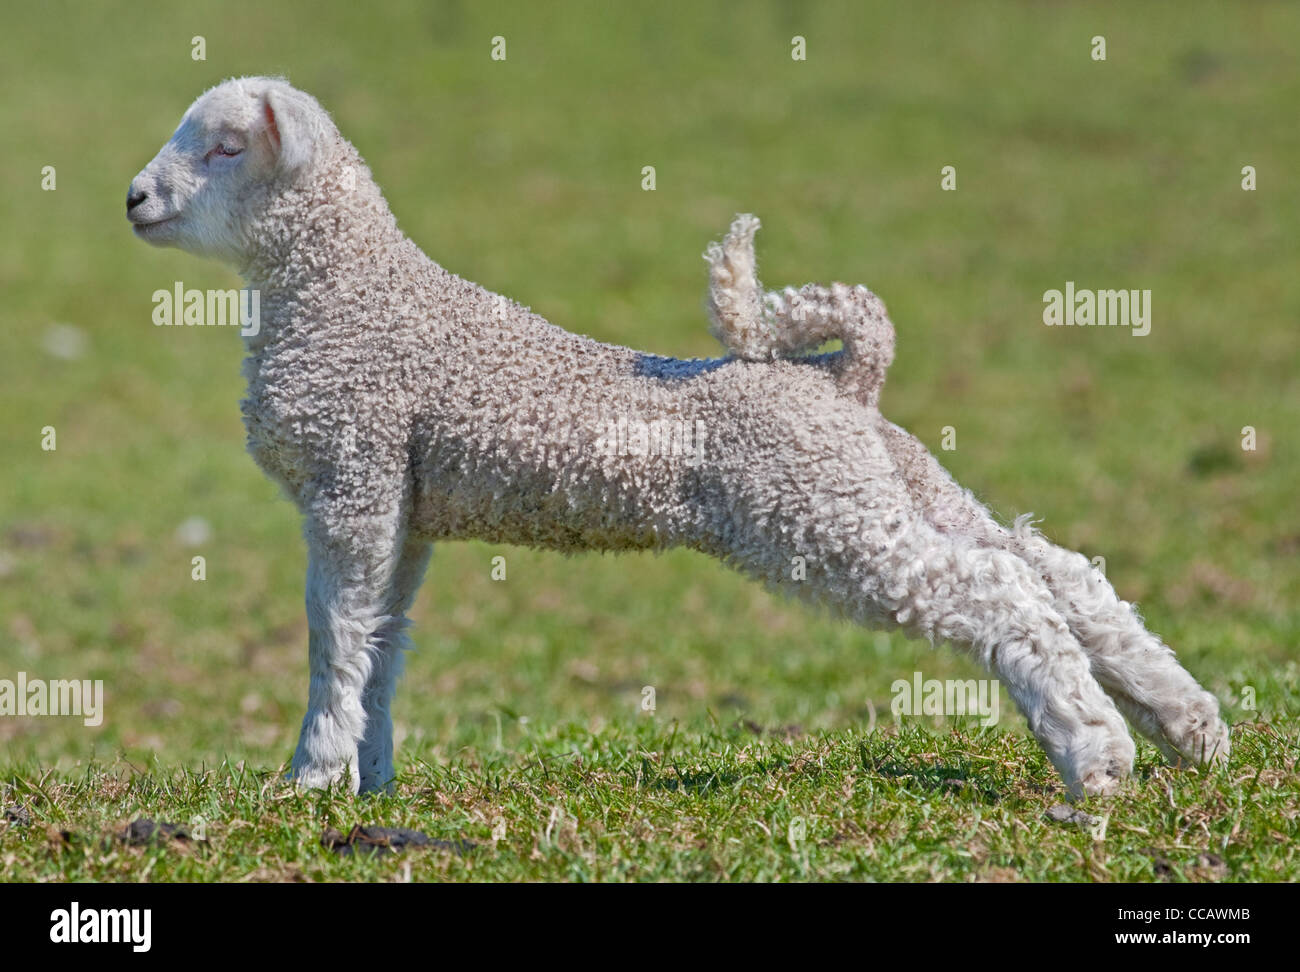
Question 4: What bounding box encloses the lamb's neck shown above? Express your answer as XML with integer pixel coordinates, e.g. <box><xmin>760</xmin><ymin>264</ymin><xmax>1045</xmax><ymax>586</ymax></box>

<box><xmin>237</xmin><ymin>140</ymin><xmax>401</xmax><ymax>279</ymax></box>
<box><xmin>235</xmin><ymin>174</ymin><xmax>415</xmax><ymax>353</ymax></box>
<box><xmin>243</xmin><ymin>206</ymin><xmax>405</xmax><ymax>292</ymax></box>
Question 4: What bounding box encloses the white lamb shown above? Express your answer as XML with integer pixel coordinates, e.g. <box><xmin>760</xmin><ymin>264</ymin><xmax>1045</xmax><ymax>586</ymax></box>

<box><xmin>127</xmin><ymin>77</ymin><xmax>1230</xmax><ymax>798</ymax></box>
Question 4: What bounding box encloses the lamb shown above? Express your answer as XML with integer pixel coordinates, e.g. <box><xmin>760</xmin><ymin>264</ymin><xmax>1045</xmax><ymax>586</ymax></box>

<box><xmin>126</xmin><ymin>76</ymin><xmax>1230</xmax><ymax>799</ymax></box>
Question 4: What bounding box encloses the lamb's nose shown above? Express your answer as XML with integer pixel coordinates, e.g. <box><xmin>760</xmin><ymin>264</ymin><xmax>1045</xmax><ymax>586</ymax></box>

<box><xmin>127</xmin><ymin>189</ymin><xmax>147</xmax><ymax>212</ymax></box>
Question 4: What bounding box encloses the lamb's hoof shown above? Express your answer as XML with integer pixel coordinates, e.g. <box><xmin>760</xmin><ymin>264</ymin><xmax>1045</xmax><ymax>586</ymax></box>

<box><xmin>1064</xmin><ymin>732</ymin><xmax>1136</xmax><ymax>801</ymax></box>
<box><xmin>1164</xmin><ymin>696</ymin><xmax>1231</xmax><ymax>767</ymax></box>
<box><xmin>289</xmin><ymin>760</ymin><xmax>361</xmax><ymax>795</ymax></box>
<box><xmin>1069</xmin><ymin>761</ymin><xmax>1129</xmax><ymax>800</ymax></box>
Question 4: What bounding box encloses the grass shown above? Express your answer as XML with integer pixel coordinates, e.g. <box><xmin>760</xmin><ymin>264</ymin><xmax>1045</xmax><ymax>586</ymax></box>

<box><xmin>0</xmin><ymin>0</ymin><xmax>1297</xmax><ymax>881</ymax></box>
<box><xmin>4</xmin><ymin>719</ymin><xmax>1295</xmax><ymax>882</ymax></box>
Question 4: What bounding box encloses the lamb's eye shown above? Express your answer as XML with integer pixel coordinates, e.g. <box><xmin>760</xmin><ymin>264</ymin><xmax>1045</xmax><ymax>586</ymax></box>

<box><xmin>212</xmin><ymin>144</ymin><xmax>244</xmax><ymax>158</ymax></box>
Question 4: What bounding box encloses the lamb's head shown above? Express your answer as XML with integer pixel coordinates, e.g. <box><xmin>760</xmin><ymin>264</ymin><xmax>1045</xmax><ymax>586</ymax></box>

<box><xmin>126</xmin><ymin>76</ymin><xmax>336</xmax><ymax>264</ymax></box>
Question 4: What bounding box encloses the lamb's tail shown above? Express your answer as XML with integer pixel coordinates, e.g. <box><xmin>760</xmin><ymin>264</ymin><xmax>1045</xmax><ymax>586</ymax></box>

<box><xmin>704</xmin><ymin>214</ymin><xmax>895</xmax><ymax>407</ymax></box>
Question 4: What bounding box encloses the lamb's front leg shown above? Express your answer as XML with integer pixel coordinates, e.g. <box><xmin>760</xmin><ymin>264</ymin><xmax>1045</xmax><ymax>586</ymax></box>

<box><xmin>355</xmin><ymin>538</ymin><xmax>432</xmax><ymax>794</ymax></box>
<box><xmin>290</xmin><ymin>504</ymin><xmax>408</xmax><ymax>794</ymax></box>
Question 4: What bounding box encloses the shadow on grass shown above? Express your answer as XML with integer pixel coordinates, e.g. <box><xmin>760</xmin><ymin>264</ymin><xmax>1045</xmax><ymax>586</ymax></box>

<box><xmin>866</xmin><ymin>759</ymin><xmax>1002</xmax><ymax>805</ymax></box>
<box><xmin>636</xmin><ymin>740</ymin><xmax>1002</xmax><ymax>804</ymax></box>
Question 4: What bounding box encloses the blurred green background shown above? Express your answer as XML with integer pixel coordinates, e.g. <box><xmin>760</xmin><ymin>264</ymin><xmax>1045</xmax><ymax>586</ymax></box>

<box><xmin>1</xmin><ymin>0</ymin><xmax>1296</xmax><ymax>772</ymax></box>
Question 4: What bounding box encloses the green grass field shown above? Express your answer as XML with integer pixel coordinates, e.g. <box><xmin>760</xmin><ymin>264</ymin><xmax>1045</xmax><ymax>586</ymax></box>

<box><xmin>0</xmin><ymin>0</ymin><xmax>1296</xmax><ymax>881</ymax></box>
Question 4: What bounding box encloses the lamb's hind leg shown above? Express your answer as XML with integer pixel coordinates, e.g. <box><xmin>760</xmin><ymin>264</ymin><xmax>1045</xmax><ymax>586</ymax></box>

<box><xmin>876</xmin><ymin>420</ymin><xmax>1229</xmax><ymax>767</ymax></box>
<box><xmin>356</xmin><ymin>538</ymin><xmax>432</xmax><ymax>794</ymax></box>
<box><xmin>857</xmin><ymin>517</ymin><xmax>1136</xmax><ymax>798</ymax></box>
<box><xmin>1008</xmin><ymin>533</ymin><xmax>1230</xmax><ymax>767</ymax></box>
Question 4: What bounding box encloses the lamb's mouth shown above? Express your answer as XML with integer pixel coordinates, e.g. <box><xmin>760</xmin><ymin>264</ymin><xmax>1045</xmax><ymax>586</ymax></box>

<box><xmin>131</xmin><ymin>215</ymin><xmax>179</xmax><ymax>234</ymax></box>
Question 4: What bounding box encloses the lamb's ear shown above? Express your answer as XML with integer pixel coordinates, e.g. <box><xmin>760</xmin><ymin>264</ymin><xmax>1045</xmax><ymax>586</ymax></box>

<box><xmin>261</xmin><ymin>88</ymin><xmax>317</xmax><ymax>175</ymax></box>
